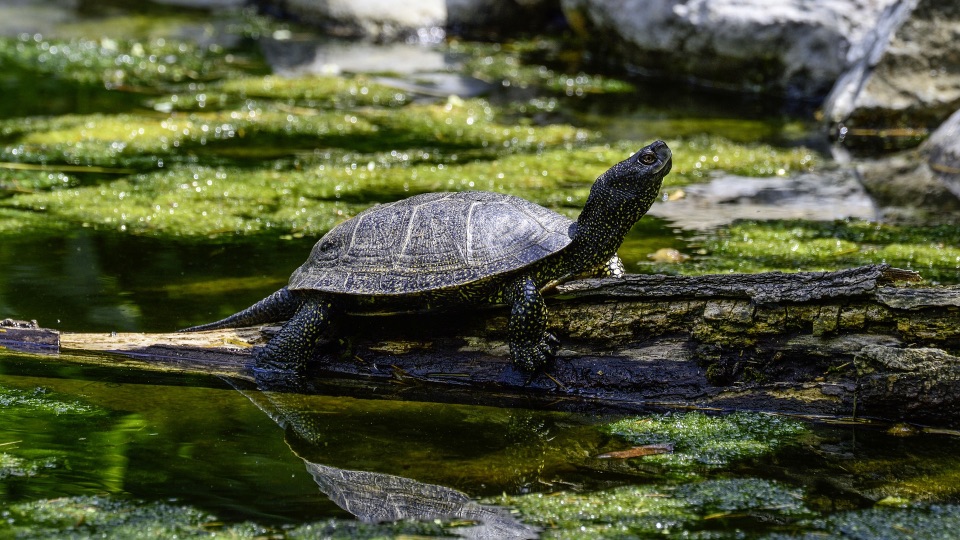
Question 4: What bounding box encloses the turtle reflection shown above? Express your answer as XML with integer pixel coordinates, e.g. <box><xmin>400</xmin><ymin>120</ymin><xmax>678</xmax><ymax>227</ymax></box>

<box><xmin>232</xmin><ymin>380</ymin><xmax>539</xmax><ymax>539</ymax></box>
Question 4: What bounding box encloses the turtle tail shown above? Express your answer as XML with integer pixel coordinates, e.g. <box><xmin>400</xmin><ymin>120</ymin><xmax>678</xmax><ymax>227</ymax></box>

<box><xmin>180</xmin><ymin>287</ymin><xmax>302</xmax><ymax>332</ymax></box>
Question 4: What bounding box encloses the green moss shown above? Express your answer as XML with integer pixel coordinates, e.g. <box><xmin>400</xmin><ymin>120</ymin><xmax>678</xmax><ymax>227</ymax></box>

<box><xmin>453</xmin><ymin>39</ymin><xmax>635</xmax><ymax>96</ymax></box>
<box><xmin>0</xmin><ymin>494</ymin><xmax>474</xmax><ymax>539</ymax></box>
<box><xmin>664</xmin><ymin>135</ymin><xmax>818</xmax><ymax>182</ymax></box>
<box><xmin>0</xmin><ymin>35</ymin><xmax>821</xmax><ymax>241</ymax></box>
<box><xmin>675</xmin><ymin>478</ymin><xmax>809</xmax><ymax>517</ymax></box>
<box><xmin>0</xmin><ymin>167</ymin><xmax>82</xmax><ymax>195</ymax></box>
<box><xmin>0</xmin><ymin>97</ymin><xmax>588</xmax><ymax>169</ymax></box>
<box><xmin>684</xmin><ymin>220</ymin><xmax>960</xmax><ymax>283</ymax></box>
<box><xmin>219</xmin><ymin>75</ymin><xmax>408</xmax><ymax>108</ymax></box>
<box><xmin>0</xmin><ymin>130</ymin><xmax>820</xmax><ymax>239</ymax></box>
<box><xmin>634</xmin><ymin>117</ymin><xmax>815</xmax><ymax>145</ymax></box>
<box><xmin>603</xmin><ymin>411</ymin><xmax>807</xmax><ymax>470</ymax></box>
<box><xmin>494</xmin><ymin>478</ymin><xmax>810</xmax><ymax>539</ymax></box>
<box><xmin>794</xmin><ymin>505</ymin><xmax>960</xmax><ymax>540</ymax></box>
<box><xmin>0</xmin><ymin>496</ymin><xmax>243</xmax><ymax>539</ymax></box>
<box><xmin>495</xmin><ymin>484</ymin><xmax>693</xmax><ymax>538</ymax></box>
<box><xmin>0</xmin><ymin>35</ymin><xmax>237</xmax><ymax>89</ymax></box>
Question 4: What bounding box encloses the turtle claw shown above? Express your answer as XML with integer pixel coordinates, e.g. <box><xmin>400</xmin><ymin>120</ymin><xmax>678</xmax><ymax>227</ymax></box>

<box><xmin>511</xmin><ymin>332</ymin><xmax>559</xmax><ymax>373</ymax></box>
<box><xmin>252</xmin><ymin>345</ymin><xmax>297</xmax><ymax>373</ymax></box>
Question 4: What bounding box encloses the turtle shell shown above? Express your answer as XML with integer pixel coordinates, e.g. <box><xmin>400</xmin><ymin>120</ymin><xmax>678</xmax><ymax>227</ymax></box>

<box><xmin>289</xmin><ymin>191</ymin><xmax>574</xmax><ymax>295</ymax></box>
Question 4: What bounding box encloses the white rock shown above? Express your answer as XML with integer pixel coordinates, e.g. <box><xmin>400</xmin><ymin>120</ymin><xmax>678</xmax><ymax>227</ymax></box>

<box><xmin>561</xmin><ymin>0</ymin><xmax>896</xmax><ymax>96</ymax></box>
<box><xmin>265</xmin><ymin>0</ymin><xmax>556</xmax><ymax>42</ymax></box>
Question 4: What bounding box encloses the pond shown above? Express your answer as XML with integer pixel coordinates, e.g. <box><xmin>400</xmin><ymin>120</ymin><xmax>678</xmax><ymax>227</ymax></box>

<box><xmin>1</xmin><ymin>2</ymin><xmax>959</xmax><ymax>538</ymax></box>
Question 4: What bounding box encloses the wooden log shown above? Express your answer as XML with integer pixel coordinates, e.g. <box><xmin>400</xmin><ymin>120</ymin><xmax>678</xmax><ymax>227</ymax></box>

<box><xmin>2</xmin><ymin>265</ymin><xmax>959</xmax><ymax>426</ymax></box>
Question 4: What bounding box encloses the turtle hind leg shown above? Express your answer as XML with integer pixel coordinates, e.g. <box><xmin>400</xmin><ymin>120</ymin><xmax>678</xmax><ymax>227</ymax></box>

<box><xmin>505</xmin><ymin>275</ymin><xmax>558</xmax><ymax>373</ymax></box>
<box><xmin>254</xmin><ymin>295</ymin><xmax>336</xmax><ymax>372</ymax></box>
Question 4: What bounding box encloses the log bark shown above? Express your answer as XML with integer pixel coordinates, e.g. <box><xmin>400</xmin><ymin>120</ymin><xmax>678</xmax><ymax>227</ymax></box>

<box><xmin>2</xmin><ymin>264</ymin><xmax>959</xmax><ymax>427</ymax></box>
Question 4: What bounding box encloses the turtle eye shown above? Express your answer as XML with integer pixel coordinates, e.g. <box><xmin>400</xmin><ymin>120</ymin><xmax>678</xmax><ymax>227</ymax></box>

<box><xmin>639</xmin><ymin>151</ymin><xmax>657</xmax><ymax>165</ymax></box>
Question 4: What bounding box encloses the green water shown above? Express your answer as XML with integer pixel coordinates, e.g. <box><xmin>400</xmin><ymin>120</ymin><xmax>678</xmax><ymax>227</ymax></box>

<box><xmin>2</xmin><ymin>357</ymin><xmax>960</xmax><ymax>538</ymax></box>
<box><xmin>1</xmin><ymin>2</ymin><xmax>959</xmax><ymax>538</ymax></box>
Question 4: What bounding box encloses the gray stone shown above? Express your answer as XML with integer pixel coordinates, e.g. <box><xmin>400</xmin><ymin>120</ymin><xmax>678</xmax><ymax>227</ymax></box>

<box><xmin>823</xmin><ymin>0</ymin><xmax>960</xmax><ymax>148</ymax></box>
<box><xmin>561</xmin><ymin>0</ymin><xmax>895</xmax><ymax>97</ymax></box>
<box><xmin>854</xmin><ymin>153</ymin><xmax>960</xmax><ymax>213</ymax></box>
<box><xmin>924</xmin><ymin>107</ymin><xmax>960</xmax><ymax>200</ymax></box>
<box><xmin>853</xmin><ymin>108</ymin><xmax>960</xmax><ymax>213</ymax></box>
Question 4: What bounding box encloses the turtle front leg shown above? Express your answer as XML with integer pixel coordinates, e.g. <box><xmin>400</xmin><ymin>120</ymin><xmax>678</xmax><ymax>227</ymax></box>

<box><xmin>505</xmin><ymin>275</ymin><xmax>558</xmax><ymax>373</ymax></box>
<box><xmin>254</xmin><ymin>295</ymin><xmax>334</xmax><ymax>372</ymax></box>
<box><xmin>604</xmin><ymin>255</ymin><xmax>626</xmax><ymax>278</ymax></box>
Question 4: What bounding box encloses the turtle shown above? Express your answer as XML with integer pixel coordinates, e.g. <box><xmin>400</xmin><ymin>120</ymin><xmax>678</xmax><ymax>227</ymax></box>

<box><xmin>182</xmin><ymin>139</ymin><xmax>672</xmax><ymax>373</ymax></box>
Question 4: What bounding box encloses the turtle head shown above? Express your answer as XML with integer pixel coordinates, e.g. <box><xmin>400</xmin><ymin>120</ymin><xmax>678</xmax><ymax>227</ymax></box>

<box><xmin>560</xmin><ymin>140</ymin><xmax>672</xmax><ymax>274</ymax></box>
<box><xmin>578</xmin><ymin>140</ymin><xmax>672</xmax><ymax>224</ymax></box>
<box><xmin>600</xmin><ymin>140</ymin><xmax>672</xmax><ymax>206</ymax></box>
<box><xmin>568</xmin><ymin>140</ymin><xmax>672</xmax><ymax>260</ymax></box>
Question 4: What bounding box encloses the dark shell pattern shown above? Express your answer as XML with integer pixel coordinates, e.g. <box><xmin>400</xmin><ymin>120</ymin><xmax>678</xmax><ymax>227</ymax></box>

<box><xmin>289</xmin><ymin>191</ymin><xmax>574</xmax><ymax>296</ymax></box>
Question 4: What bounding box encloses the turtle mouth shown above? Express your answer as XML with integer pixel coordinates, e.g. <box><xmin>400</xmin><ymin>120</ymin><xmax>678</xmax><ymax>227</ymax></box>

<box><xmin>661</xmin><ymin>155</ymin><xmax>673</xmax><ymax>176</ymax></box>
<box><xmin>653</xmin><ymin>141</ymin><xmax>673</xmax><ymax>176</ymax></box>
<box><xmin>652</xmin><ymin>141</ymin><xmax>672</xmax><ymax>175</ymax></box>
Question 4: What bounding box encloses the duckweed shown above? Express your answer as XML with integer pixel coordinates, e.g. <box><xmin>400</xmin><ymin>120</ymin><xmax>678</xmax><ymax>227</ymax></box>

<box><xmin>603</xmin><ymin>411</ymin><xmax>807</xmax><ymax>470</ymax></box>
<box><xmin>0</xmin><ymin>453</ymin><xmax>49</xmax><ymax>480</ymax></box>
<box><xmin>0</xmin><ymin>384</ymin><xmax>106</xmax><ymax>416</ymax></box>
